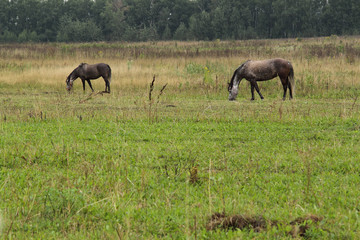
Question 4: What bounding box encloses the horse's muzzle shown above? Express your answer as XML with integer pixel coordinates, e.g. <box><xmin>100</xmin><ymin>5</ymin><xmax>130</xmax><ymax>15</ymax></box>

<box><xmin>228</xmin><ymin>94</ymin><xmax>236</xmax><ymax>101</ymax></box>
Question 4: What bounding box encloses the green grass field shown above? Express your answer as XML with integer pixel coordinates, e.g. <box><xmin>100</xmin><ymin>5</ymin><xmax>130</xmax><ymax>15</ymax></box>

<box><xmin>1</xmin><ymin>38</ymin><xmax>360</xmax><ymax>239</ymax></box>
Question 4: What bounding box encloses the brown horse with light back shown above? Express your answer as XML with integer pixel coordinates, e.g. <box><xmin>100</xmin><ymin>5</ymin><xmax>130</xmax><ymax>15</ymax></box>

<box><xmin>228</xmin><ymin>58</ymin><xmax>294</xmax><ymax>101</ymax></box>
<box><xmin>66</xmin><ymin>63</ymin><xmax>112</xmax><ymax>93</ymax></box>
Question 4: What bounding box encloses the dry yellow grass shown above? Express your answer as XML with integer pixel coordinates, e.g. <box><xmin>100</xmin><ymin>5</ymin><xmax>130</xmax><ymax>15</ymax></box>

<box><xmin>1</xmin><ymin>37</ymin><xmax>360</xmax><ymax>97</ymax></box>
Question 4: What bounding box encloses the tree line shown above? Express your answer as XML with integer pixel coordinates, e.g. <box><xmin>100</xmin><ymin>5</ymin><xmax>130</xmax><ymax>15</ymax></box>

<box><xmin>0</xmin><ymin>0</ymin><xmax>359</xmax><ymax>43</ymax></box>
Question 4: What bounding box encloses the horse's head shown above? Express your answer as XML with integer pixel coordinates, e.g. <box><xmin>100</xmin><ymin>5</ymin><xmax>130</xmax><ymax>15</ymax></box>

<box><xmin>65</xmin><ymin>76</ymin><xmax>73</xmax><ymax>92</ymax></box>
<box><xmin>228</xmin><ymin>74</ymin><xmax>240</xmax><ymax>101</ymax></box>
<box><xmin>228</xmin><ymin>86</ymin><xmax>238</xmax><ymax>101</ymax></box>
<box><xmin>66</xmin><ymin>69</ymin><xmax>78</xmax><ymax>92</ymax></box>
<box><xmin>66</xmin><ymin>65</ymin><xmax>82</xmax><ymax>92</ymax></box>
<box><xmin>228</xmin><ymin>62</ymin><xmax>248</xmax><ymax>101</ymax></box>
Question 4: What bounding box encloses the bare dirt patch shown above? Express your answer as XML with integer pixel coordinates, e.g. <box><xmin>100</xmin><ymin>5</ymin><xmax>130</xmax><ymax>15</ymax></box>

<box><xmin>206</xmin><ymin>212</ymin><xmax>323</xmax><ymax>238</ymax></box>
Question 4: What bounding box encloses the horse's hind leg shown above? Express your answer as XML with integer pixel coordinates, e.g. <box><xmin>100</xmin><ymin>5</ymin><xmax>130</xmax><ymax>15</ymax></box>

<box><xmin>288</xmin><ymin>80</ymin><xmax>293</xmax><ymax>99</ymax></box>
<box><xmin>104</xmin><ymin>78</ymin><xmax>110</xmax><ymax>93</ymax></box>
<box><xmin>281</xmin><ymin>77</ymin><xmax>290</xmax><ymax>100</ymax></box>
<box><xmin>282</xmin><ymin>83</ymin><xmax>288</xmax><ymax>100</ymax></box>
<box><xmin>106</xmin><ymin>80</ymin><xmax>110</xmax><ymax>93</ymax></box>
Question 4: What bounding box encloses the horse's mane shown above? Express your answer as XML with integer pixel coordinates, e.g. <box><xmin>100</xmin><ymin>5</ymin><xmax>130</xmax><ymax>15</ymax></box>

<box><xmin>228</xmin><ymin>60</ymin><xmax>249</xmax><ymax>90</ymax></box>
<box><xmin>67</xmin><ymin>63</ymin><xmax>87</xmax><ymax>80</ymax></box>
<box><xmin>67</xmin><ymin>67</ymin><xmax>79</xmax><ymax>81</ymax></box>
<box><xmin>237</xmin><ymin>60</ymin><xmax>250</xmax><ymax>72</ymax></box>
<box><xmin>69</xmin><ymin>69</ymin><xmax>77</xmax><ymax>77</ymax></box>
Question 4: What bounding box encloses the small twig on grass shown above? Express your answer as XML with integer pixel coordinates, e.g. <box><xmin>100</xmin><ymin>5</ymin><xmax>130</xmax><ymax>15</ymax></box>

<box><xmin>79</xmin><ymin>91</ymin><xmax>110</xmax><ymax>104</ymax></box>
<box><xmin>349</xmin><ymin>94</ymin><xmax>358</xmax><ymax>113</ymax></box>
<box><xmin>24</xmin><ymin>193</ymin><xmax>37</xmax><ymax>223</ymax></box>
<box><xmin>194</xmin><ymin>216</ymin><xmax>197</xmax><ymax>240</ymax></box>
<box><xmin>6</xmin><ymin>207</ymin><xmax>19</xmax><ymax>237</ymax></box>
<box><xmin>278</xmin><ymin>101</ymin><xmax>283</xmax><ymax>120</ymax></box>
<box><xmin>0</xmin><ymin>174</ymin><xmax>10</xmax><ymax>192</ymax></box>
<box><xmin>115</xmin><ymin>223</ymin><xmax>123</xmax><ymax>240</ymax></box>
<box><xmin>75</xmin><ymin>197</ymin><xmax>111</xmax><ymax>215</ymax></box>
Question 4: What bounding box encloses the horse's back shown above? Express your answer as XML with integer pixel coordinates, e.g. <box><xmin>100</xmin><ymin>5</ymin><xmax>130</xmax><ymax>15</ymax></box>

<box><xmin>245</xmin><ymin>59</ymin><xmax>278</xmax><ymax>79</ymax></box>
<box><xmin>272</xmin><ymin>58</ymin><xmax>292</xmax><ymax>68</ymax></box>
<box><xmin>243</xmin><ymin>58</ymin><xmax>292</xmax><ymax>80</ymax></box>
<box><xmin>258</xmin><ymin>58</ymin><xmax>292</xmax><ymax>72</ymax></box>
<box><xmin>96</xmin><ymin>63</ymin><xmax>110</xmax><ymax>68</ymax></box>
<box><xmin>249</xmin><ymin>58</ymin><xmax>290</xmax><ymax>67</ymax></box>
<box><xmin>95</xmin><ymin>63</ymin><xmax>110</xmax><ymax>73</ymax></box>
<box><xmin>77</xmin><ymin>63</ymin><xmax>109</xmax><ymax>79</ymax></box>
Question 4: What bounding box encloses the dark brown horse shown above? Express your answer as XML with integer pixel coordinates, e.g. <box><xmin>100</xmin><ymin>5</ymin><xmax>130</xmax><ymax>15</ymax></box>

<box><xmin>66</xmin><ymin>63</ymin><xmax>112</xmax><ymax>93</ymax></box>
<box><xmin>228</xmin><ymin>58</ymin><xmax>294</xmax><ymax>101</ymax></box>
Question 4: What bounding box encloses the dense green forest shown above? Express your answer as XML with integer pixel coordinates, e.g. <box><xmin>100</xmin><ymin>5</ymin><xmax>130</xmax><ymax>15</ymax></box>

<box><xmin>0</xmin><ymin>0</ymin><xmax>359</xmax><ymax>42</ymax></box>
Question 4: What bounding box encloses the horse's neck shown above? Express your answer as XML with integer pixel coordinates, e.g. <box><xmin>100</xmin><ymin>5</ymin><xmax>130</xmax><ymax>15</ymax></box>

<box><xmin>74</xmin><ymin>68</ymin><xmax>84</xmax><ymax>78</ymax></box>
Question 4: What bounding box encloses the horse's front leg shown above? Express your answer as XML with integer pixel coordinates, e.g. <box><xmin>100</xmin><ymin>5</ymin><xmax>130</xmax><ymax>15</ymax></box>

<box><xmin>250</xmin><ymin>81</ymin><xmax>255</xmax><ymax>100</ymax></box>
<box><xmin>86</xmin><ymin>79</ymin><xmax>94</xmax><ymax>92</ymax></box>
<box><xmin>81</xmin><ymin>79</ymin><xmax>86</xmax><ymax>91</ymax></box>
<box><xmin>250</xmin><ymin>80</ymin><xmax>264</xmax><ymax>100</ymax></box>
<box><xmin>254</xmin><ymin>80</ymin><xmax>264</xmax><ymax>100</ymax></box>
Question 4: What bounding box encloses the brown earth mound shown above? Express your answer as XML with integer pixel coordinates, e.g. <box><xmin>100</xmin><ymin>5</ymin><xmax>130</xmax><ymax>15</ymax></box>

<box><xmin>207</xmin><ymin>212</ymin><xmax>323</xmax><ymax>238</ymax></box>
<box><xmin>289</xmin><ymin>215</ymin><xmax>323</xmax><ymax>237</ymax></box>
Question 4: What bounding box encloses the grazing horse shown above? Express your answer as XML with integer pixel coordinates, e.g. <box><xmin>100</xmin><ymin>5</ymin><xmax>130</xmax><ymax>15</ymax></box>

<box><xmin>66</xmin><ymin>63</ymin><xmax>112</xmax><ymax>93</ymax></box>
<box><xmin>228</xmin><ymin>58</ymin><xmax>294</xmax><ymax>101</ymax></box>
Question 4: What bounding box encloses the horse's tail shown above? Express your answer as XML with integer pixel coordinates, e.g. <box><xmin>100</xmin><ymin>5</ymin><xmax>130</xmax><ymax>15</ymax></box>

<box><xmin>288</xmin><ymin>64</ymin><xmax>295</xmax><ymax>96</ymax></box>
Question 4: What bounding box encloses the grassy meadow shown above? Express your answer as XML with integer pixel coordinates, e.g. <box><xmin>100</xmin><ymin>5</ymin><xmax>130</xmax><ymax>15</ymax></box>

<box><xmin>1</xmin><ymin>36</ymin><xmax>360</xmax><ymax>239</ymax></box>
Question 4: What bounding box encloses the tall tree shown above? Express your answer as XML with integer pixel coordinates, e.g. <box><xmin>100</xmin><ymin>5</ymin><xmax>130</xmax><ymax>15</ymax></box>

<box><xmin>0</xmin><ymin>0</ymin><xmax>360</xmax><ymax>42</ymax></box>
<box><xmin>99</xmin><ymin>0</ymin><xmax>128</xmax><ymax>41</ymax></box>
<box><xmin>36</xmin><ymin>0</ymin><xmax>64</xmax><ymax>41</ymax></box>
